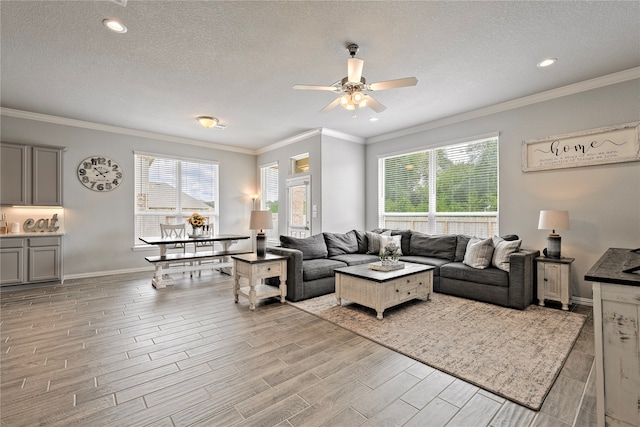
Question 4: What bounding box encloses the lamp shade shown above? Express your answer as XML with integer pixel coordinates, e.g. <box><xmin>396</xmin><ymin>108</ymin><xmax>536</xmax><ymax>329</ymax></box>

<box><xmin>249</xmin><ymin>210</ymin><xmax>273</xmax><ymax>231</ymax></box>
<box><xmin>538</xmin><ymin>210</ymin><xmax>570</xmax><ymax>233</ymax></box>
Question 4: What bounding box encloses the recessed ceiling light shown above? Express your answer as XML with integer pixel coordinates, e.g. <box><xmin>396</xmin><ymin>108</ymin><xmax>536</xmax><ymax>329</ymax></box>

<box><xmin>537</xmin><ymin>58</ymin><xmax>557</xmax><ymax>68</ymax></box>
<box><xmin>369</xmin><ymin>117</ymin><xmax>379</xmax><ymax>122</ymax></box>
<box><xmin>103</xmin><ymin>19</ymin><xmax>127</xmax><ymax>33</ymax></box>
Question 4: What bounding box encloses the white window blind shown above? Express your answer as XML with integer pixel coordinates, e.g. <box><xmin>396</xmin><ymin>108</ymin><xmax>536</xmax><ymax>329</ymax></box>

<box><xmin>379</xmin><ymin>137</ymin><xmax>498</xmax><ymax>237</ymax></box>
<box><xmin>260</xmin><ymin>163</ymin><xmax>279</xmax><ymax>243</ymax></box>
<box><xmin>134</xmin><ymin>152</ymin><xmax>219</xmax><ymax>245</ymax></box>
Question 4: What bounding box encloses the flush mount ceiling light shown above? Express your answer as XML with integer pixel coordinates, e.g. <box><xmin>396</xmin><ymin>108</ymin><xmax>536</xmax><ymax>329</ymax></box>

<box><xmin>537</xmin><ymin>58</ymin><xmax>557</xmax><ymax>68</ymax></box>
<box><xmin>103</xmin><ymin>19</ymin><xmax>127</xmax><ymax>33</ymax></box>
<box><xmin>196</xmin><ymin>116</ymin><xmax>219</xmax><ymax>128</ymax></box>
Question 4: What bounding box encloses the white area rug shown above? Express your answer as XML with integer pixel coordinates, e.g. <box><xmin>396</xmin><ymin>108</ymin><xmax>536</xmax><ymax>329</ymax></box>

<box><xmin>290</xmin><ymin>292</ymin><xmax>586</xmax><ymax>410</ymax></box>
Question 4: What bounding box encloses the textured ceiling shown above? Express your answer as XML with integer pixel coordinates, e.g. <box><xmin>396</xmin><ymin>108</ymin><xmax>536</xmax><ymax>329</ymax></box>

<box><xmin>2</xmin><ymin>1</ymin><xmax>639</xmax><ymax>151</ymax></box>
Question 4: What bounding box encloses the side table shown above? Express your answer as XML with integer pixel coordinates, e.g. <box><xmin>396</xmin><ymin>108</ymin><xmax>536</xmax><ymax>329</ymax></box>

<box><xmin>232</xmin><ymin>253</ymin><xmax>287</xmax><ymax>310</ymax></box>
<box><xmin>536</xmin><ymin>256</ymin><xmax>574</xmax><ymax>310</ymax></box>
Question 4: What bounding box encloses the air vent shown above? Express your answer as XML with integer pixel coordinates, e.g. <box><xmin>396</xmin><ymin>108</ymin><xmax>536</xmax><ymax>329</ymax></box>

<box><xmin>110</xmin><ymin>0</ymin><xmax>127</xmax><ymax>7</ymax></box>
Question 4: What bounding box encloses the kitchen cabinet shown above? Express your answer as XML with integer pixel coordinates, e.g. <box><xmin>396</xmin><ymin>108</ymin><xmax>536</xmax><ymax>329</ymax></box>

<box><xmin>0</xmin><ymin>236</ymin><xmax>62</xmax><ymax>286</ymax></box>
<box><xmin>0</xmin><ymin>142</ymin><xmax>63</xmax><ymax>206</ymax></box>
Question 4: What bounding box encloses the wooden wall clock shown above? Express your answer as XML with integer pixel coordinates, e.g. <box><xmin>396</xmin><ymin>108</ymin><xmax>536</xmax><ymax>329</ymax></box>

<box><xmin>77</xmin><ymin>156</ymin><xmax>123</xmax><ymax>192</ymax></box>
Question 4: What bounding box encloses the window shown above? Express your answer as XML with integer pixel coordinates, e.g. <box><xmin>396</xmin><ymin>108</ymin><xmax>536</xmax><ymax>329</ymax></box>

<box><xmin>260</xmin><ymin>163</ymin><xmax>279</xmax><ymax>243</ymax></box>
<box><xmin>290</xmin><ymin>153</ymin><xmax>309</xmax><ymax>174</ymax></box>
<box><xmin>134</xmin><ymin>152</ymin><xmax>218</xmax><ymax>245</ymax></box>
<box><xmin>379</xmin><ymin>136</ymin><xmax>498</xmax><ymax>237</ymax></box>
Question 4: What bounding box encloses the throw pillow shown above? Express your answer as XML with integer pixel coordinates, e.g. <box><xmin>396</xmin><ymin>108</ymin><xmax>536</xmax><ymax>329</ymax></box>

<box><xmin>380</xmin><ymin>234</ymin><xmax>403</xmax><ymax>256</ymax></box>
<box><xmin>491</xmin><ymin>235</ymin><xmax>522</xmax><ymax>272</ymax></box>
<box><xmin>280</xmin><ymin>234</ymin><xmax>328</xmax><ymax>260</ymax></box>
<box><xmin>366</xmin><ymin>230</ymin><xmax>391</xmax><ymax>254</ymax></box>
<box><xmin>323</xmin><ymin>231</ymin><xmax>358</xmax><ymax>257</ymax></box>
<box><xmin>463</xmin><ymin>237</ymin><xmax>494</xmax><ymax>269</ymax></box>
<box><xmin>454</xmin><ymin>234</ymin><xmax>472</xmax><ymax>262</ymax></box>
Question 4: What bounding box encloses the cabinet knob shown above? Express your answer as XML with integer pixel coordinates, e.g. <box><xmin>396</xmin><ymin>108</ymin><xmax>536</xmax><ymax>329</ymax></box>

<box><xmin>396</xmin><ymin>289</ymin><xmax>399</xmax><ymax>292</ymax></box>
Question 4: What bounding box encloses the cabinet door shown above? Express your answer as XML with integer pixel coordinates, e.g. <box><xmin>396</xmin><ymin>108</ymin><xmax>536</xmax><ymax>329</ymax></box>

<box><xmin>32</xmin><ymin>146</ymin><xmax>62</xmax><ymax>206</ymax></box>
<box><xmin>28</xmin><ymin>245</ymin><xmax>60</xmax><ymax>282</ymax></box>
<box><xmin>542</xmin><ymin>263</ymin><xmax>562</xmax><ymax>298</ymax></box>
<box><xmin>1</xmin><ymin>247</ymin><xmax>25</xmax><ymax>285</ymax></box>
<box><xmin>0</xmin><ymin>143</ymin><xmax>29</xmax><ymax>205</ymax></box>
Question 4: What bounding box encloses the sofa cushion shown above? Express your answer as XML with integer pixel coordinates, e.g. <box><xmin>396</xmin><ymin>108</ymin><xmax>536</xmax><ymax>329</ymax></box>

<box><xmin>399</xmin><ymin>255</ymin><xmax>449</xmax><ymax>276</ymax></box>
<box><xmin>324</xmin><ymin>231</ymin><xmax>358</xmax><ymax>257</ymax></box>
<box><xmin>409</xmin><ymin>232</ymin><xmax>457</xmax><ymax>261</ymax></box>
<box><xmin>390</xmin><ymin>229</ymin><xmax>412</xmax><ymax>256</ymax></box>
<box><xmin>454</xmin><ymin>235</ymin><xmax>472</xmax><ymax>262</ymax></box>
<box><xmin>302</xmin><ymin>258</ymin><xmax>347</xmax><ymax>281</ymax></box>
<box><xmin>331</xmin><ymin>253</ymin><xmax>380</xmax><ymax>266</ymax></box>
<box><xmin>463</xmin><ymin>237</ymin><xmax>494</xmax><ymax>269</ymax></box>
<box><xmin>440</xmin><ymin>262</ymin><xmax>509</xmax><ymax>287</ymax></box>
<box><xmin>281</xmin><ymin>234</ymin><xmax>328</xmax><ymax>260</ymax></box>
<box><xmin>353</xmin><ymin>230</ymin><xmax>369</xmax><ymax>254</ymax></box>
<box><xmin>491</xmin><ymin>235</ymin><xmax>522</xmax><ymax>272</ymax></box>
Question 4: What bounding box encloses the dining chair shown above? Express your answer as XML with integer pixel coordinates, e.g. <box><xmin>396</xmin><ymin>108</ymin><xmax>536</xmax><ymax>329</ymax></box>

<box><xmin>160</xmin><ymin>223</ymin><xmax>192</xmax><ymax>276</ymax></box>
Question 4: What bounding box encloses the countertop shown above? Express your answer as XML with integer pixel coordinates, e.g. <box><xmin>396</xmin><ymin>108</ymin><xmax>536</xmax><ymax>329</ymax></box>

<box><xmin>584</xmin><ymin>247</ymin><xmax>640</xmax><ymax>286</ymax></box>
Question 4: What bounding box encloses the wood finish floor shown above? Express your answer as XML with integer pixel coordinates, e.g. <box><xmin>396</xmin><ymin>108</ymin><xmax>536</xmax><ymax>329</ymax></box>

<box><xmin>1</xmin><ymin>270</ymin><xmax>596</xmax><ymax>427</ymax></box>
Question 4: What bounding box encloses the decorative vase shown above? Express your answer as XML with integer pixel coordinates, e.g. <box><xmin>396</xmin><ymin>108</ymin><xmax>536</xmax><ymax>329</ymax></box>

<box><xmin>192</xmin><ymin>226</ymin><xmax>202</xmax><ymax>236</ymax></box>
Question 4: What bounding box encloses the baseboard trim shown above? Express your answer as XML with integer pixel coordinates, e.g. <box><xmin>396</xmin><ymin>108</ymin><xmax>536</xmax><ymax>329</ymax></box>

<box><xmin>571</xmin><ymin>296</ymin><xmax>593</xmax><ymax>307</ymax></box>
<box><xmin>63</xmin><ymin>266</ymin><xmax>153</xmax><ymax>281</ymax></box>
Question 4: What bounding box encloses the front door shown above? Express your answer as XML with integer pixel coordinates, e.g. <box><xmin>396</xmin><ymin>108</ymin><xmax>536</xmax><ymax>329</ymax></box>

<box><xmin>286</xmin><ymin>176</ymin><xmax>310</xmax><ymax>238</ymax></box>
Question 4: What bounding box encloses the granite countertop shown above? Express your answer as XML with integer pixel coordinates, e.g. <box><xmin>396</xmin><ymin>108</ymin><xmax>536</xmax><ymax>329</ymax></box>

<box><xmin>584</xmin><ymin>247</ymin><xmax>640</xmax><ymax>286</ymax></box>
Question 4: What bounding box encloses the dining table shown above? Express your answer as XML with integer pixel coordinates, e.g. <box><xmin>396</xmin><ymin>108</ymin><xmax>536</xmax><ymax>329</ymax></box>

<box><xmin>140</xmin><ymin>234</ymin><xmax>251</xmax><ymax>288</ymax></box>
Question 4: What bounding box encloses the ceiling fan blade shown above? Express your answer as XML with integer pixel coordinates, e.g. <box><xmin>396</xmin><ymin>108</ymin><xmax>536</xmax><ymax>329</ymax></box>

<box><xmin>347</xmin><ymin>58</ymin><xmax>364</xmax><ymax>83</ymax></box>
<box><xmin>293</xmin><ymin>84</ymin><xmax>339</xmax><ymax>91</ymax></box>
<box><xmin>320</xmin><ymin>97</ymin><xmax>342</xmax><ymax>113</ymax></box>
<box><xmin>364</xmin><ymin>95</ymin><xmax>386</xmax><ymax>113</ymax></box>
<box><xmin>368</xmin><ymin>77</ymin><xmax>418</xmax><ymax>91</ymax></box>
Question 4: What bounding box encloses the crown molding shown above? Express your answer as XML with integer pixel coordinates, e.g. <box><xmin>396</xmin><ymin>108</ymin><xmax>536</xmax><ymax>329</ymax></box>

<box><xmin>256</xmin><ymin>127</ymin><xmax>364</xmax><ymax>155</ymax></box>
<box><xmin>367</xmin><ymin>67</ymin><xmax>640</xmax><ymax>144</ymax></box>
<box><xmin>320</xmin><ymin>128</ymin><xmax>366</xmax><ymax>144</ymax></box>
<box><xmin>0</xmin><ymin>108</ymin><xmax>255</xmax><ymax>155</ymax></box>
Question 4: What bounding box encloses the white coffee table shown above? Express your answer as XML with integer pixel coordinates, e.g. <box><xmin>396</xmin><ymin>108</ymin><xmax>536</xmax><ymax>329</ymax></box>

<box><xmin>335</xmin><ymin>262</ymin><xmax>434</xmax><ymax>319</ymax></box>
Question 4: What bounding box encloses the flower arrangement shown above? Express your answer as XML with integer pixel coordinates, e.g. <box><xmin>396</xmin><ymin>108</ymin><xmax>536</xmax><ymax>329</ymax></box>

<box><xmin>379</xmin><ymin>240</ymin><xmax>400</xmax><ymax>264</ymax></box>
<box><xmin>187</xmin><ymin>213</ymin><xmax>206</xmax><ymax>228</ymax></box>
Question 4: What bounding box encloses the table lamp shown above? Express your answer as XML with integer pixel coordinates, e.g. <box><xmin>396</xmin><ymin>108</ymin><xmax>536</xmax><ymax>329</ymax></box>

<box><xmin>250</xmin><ymin>210</ymin><xmax>273</xmax><ymax>257</ymax></box>
<box><xmin>538</xmin><ymin>210</ymin><xmax>570</xmax><ymax>258</ymax></box>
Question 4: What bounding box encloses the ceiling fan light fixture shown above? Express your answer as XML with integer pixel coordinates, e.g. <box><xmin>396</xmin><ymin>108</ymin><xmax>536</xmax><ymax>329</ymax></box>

<box><xmin>352</xmin><ymin>91</ymin><xmax>364</xmax><ymax>104</ymax></box>
<box><xmin>197</xmin><ymin>116</ymin><xmax>219</xmax><ymax>128</ymax></box>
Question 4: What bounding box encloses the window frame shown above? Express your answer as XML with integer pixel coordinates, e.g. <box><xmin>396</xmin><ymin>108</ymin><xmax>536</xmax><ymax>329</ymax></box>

<box><xmin>134</xmin><ymin>151</ymin><xmax>219</xmax><ymax>247</ymax></box>
<box><xmin>378</xmin><ymin>133</ymin><xmax>499</xmax><ymax>238</ymax></box>
<box><xmin>259</xmin><ymin>161</ymin><xmax>279</xmax><ymax>244</ymax></box>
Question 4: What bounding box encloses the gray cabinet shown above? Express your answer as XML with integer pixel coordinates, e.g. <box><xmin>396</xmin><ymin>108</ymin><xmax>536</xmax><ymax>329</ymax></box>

<box><xmin>0</xmin><ymin>236</ymin><xmax>62</xmax><ymax>286</ymax></box>
<box><xmin>0</xmin><ymin>143</ymin><xmax>63</xmax><ymax>206</ymax></box>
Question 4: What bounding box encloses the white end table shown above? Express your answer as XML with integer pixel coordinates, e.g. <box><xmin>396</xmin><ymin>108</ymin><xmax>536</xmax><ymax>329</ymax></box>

<box><xmin>232</xmin><ymin>253</ymin><xmax>287</xmax><ymax>310</ymax></box>
<box><xmin>536</xmin><ymin>256</ymin><xmax>574</xmax><ymax>310</ymax></box>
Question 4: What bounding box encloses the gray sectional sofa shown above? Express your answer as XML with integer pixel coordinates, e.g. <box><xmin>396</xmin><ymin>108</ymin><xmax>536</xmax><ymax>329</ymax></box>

<box><xmin>266</xmin><ymin>229</ymin><xmax>539</xmax><ymax>310</ymax></box>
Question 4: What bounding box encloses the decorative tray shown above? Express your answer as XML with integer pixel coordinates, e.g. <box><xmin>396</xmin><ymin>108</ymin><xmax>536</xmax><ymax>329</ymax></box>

<box><xmin>369</xmin><ymin>261</ymin><xmax>405</xmax><ymax>272</ymax></box>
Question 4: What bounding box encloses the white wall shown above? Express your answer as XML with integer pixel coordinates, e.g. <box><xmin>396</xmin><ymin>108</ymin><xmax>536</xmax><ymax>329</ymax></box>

<box><xmin>1</xmin><ymin>115</ymin><xmax>256</xmax><ymax>277</ymax></box>
<box><xmin>365</xmin><ymin>79</ymin><xmax>640</xmax><ymax>300</ymax></box>
<box><xmin>321</xmin><ymin>135</ymin><xmax>365</xmax><ymax>233</ymax></box>
<box><xmin>257</xmin><ymin>130</ymin><xmax>366</xmax><ymax>237</ymax></box>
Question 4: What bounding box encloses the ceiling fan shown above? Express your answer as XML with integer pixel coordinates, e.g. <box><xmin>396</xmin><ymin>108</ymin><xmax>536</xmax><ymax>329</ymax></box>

<box><xmin>293</xmin><ymin>43</ymin><xmax>418</xmax><ymax>114</ymax></box>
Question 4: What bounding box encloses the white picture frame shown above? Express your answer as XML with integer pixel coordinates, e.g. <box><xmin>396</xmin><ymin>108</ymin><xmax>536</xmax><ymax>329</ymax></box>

<box><xmin>522</xmin><ymin>122</ymin><xmax>640</xmax><ymax>172</ymax></box>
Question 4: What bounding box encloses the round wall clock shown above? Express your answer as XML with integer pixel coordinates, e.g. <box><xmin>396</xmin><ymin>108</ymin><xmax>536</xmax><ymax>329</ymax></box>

<box><xmin>77</xmin><ymin>156</ymin><xmax>123</xmax><ymax>192</ymax></box>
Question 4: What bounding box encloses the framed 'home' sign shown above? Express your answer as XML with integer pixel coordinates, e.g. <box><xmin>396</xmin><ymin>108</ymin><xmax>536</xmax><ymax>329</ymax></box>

<box><xmin>522</xmin><ymin>122</ymin><xmax>640</xmax><ymax>172</ymax></box>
